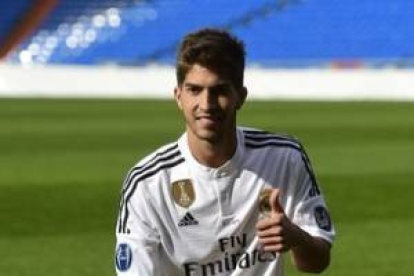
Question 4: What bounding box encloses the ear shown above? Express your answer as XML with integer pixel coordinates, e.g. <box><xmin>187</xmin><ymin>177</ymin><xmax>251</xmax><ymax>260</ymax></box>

<box><xmin>174</xmin><ymin>86</ymin><xmax>183</xmax><ymax>110</ymax></box>
<box><xmin>236</xmin><ymin>86</ymin><xmax>248</xmax><ymax>110</ymax></box>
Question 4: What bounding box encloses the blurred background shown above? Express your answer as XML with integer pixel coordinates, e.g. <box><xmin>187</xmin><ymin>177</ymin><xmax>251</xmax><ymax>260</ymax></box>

<box><xmin>1</xmin><ymin>1</ymin><xmax>413</xmax><ymax>276</ymax></box>
<box><xmin>1</xmin><ymin>0</ymin><xmax>414</xmax><ymax>99</ymax></box>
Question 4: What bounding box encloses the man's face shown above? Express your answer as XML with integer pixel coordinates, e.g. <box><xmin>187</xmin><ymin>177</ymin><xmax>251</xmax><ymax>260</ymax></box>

<box><xmin>174</xmin><ymin>64</ymin><xmax>246</xmax><ymax>144</ymax></box>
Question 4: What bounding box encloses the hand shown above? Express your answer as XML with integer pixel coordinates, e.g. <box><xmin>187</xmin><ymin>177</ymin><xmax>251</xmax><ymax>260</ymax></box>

<box><xmin>256</xmin><ymin>188</ymin><xmax>299</xmax><ymax>253</ymax></box>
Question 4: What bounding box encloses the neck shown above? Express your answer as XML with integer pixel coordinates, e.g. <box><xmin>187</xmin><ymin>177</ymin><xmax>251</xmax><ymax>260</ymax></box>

<box><xmin>187</xmin><ymin>130</ymin><xmax>238</xmax><ymax>168</ymax></box>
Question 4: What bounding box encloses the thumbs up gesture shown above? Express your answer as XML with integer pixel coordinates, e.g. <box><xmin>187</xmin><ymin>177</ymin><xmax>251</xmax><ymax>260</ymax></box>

<box><xmin>256</xmin><ymin>188</ymin><xmax>299</xmax><ymax>253</ymax></box>
<box><xmin>270</xmin><ymin>188</ymin><xmax>284</xmax><ymax>214</ymax></box>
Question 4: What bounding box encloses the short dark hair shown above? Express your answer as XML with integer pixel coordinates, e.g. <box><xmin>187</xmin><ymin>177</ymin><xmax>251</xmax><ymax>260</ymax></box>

<box><xmin>176</xmin><ymin>28</ymin><xmax>246</xmax><ymax>89</ymax></box>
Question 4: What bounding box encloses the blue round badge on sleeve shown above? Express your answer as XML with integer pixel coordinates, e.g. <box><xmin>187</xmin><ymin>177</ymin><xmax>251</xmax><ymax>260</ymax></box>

<box><xmin>116</xmin><ymin>243</ymin><xmax>133</xmax><ymax>272</ymax></box>
<box><xmin>314</xmin><ymin>206</ymin><xmax>332</xmax><ymax>231</ymax></box>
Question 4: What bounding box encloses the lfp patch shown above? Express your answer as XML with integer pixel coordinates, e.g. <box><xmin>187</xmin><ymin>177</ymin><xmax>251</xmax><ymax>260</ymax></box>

<box><xmin>116</xmin><ymin>243</ymin><xmax>133</xmax><ymax>272</ymax></box>
<box><xmin>314</xmin><ymin>206</ymin><xmax>332</xmax><ymax>231</ymax></box>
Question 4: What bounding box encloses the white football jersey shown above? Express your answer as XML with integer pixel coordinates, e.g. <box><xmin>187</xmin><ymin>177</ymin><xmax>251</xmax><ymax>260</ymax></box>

<box><xmin>115</xmin><ymin>127</ymin><xmax>335</xmax><ymax>276</ymax></box>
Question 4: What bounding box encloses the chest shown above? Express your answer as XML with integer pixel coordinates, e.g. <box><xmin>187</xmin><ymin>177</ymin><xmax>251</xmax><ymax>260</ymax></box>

<box><xmin>159</xmin><ymin>172</ymin><xmax>280</xmax><ymax>264</ymax></box>
<box><xmin>156</xmin><ymin>157</ymin><xmax>295</xmax><ymax>267</ymax></box>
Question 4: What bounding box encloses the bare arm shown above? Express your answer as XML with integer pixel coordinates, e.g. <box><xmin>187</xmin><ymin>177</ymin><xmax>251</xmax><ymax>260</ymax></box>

<box><xmin>289</xmin><ymin>223</ymin><xmax>331</xmax><ymax>273</ymax></box>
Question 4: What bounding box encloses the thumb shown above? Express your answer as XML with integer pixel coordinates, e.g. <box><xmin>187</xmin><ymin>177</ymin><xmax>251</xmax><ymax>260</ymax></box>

<box><xmin>270</xmin><ymin>188</ymin><xmax>284</xmax><ymax>214</ymax></box>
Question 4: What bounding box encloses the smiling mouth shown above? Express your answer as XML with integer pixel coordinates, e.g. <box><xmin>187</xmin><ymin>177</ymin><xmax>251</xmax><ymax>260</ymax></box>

<box><xmin>197</xmin><ymin>114</ymin><xmax>221</xmax><ymax>120</ymax></box>
<box><xmin>197</xmin><ymin>115</ymin><xmax>222</xmax><ymax>125</ymax></box>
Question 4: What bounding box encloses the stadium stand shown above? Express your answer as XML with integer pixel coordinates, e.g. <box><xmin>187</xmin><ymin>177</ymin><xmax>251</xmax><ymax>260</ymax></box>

<box><xmin>236</xmin><ymin>0</ymin><xmax>414</xmax><ymax>67</ymax></box>
<box><xmin>2</xmin><ymin>0</ymin><xmax>414</xmax><ymax>67</ymax></box>
<box><xmin>0</xmin><ymin>1</ymin><xmax>33</xmax><ymax>43</ymax></box>
<box><xmin>1</xmin><ymin>0</ymin><xmax>414</xmax><ymax>100</ymax></box>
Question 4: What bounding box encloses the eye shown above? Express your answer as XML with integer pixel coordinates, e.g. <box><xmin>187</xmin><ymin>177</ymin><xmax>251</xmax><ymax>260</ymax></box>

<box><xmin>211</xmin><ymin>84</ymin><xmax>232</xmax><ymax>96</ymax></box>
<box><xmin>185</xmin><ymin>85</ymin><xmax>202</xmax><ymax>95</ymax></box>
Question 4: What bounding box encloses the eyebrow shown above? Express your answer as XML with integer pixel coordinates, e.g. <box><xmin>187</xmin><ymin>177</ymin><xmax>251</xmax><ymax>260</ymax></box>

<box><xmin>184</xmin><ymin>83</ymin><xmax>202</xmax><ymax>88</ymax></box>
<box><xmin>184</xmin><ymin>82</ymin><xmax>231</xmax><ymax>90</ymax></box>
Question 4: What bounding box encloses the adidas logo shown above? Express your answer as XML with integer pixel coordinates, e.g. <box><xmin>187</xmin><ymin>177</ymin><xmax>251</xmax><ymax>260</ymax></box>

<box><xmin>178</xmin><ymin>212</ymin><xmax>199</xmax><ymax>227</ymax></box>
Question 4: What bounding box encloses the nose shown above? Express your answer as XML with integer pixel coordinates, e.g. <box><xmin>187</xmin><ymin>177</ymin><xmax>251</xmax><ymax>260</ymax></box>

<box><xmin>199</xmin><ymin>89</ymin><xmax>218</xmax><ymax>111</ymax></box>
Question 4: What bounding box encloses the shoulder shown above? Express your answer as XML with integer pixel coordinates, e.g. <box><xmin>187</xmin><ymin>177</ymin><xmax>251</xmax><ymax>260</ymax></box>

<box><xmin>134</xmin><ymin>142</ymin><xmax>183</xmax><ymax>171</ymax></box>
<box><xmin>239</xmin><ymin>127</ymin><xmax>309</xmax><ymax>171</ymax></box>
<box><xmin>239</xmin><ymin>127</ymin><xmax>321</xmax><ymax>194</ymax></box>
<box><xmin>123</xmin><ymin>141</ymin><xmax>185</xmax><ymax>189</ymax></box>
<box><xmin>240</xmin><ymin>126</ymin><xmax>303</xmax><ymax>153</ymax></box>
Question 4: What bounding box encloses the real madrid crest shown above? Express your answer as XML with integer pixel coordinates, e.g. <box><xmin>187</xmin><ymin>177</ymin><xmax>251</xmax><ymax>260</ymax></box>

<box><xmin>259</xmin><ymin>188</ymin><xmax>272</xmax><ymax>219</ymax></box>
<box><xmin>172</xmin><ymin>179</ymin><xmax>195</xmax><ymax>208</ymax></box>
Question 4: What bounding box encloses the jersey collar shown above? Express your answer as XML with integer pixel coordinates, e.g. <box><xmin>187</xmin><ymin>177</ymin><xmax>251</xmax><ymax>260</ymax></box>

<box><xmin>178</xmin><ymin>128</ymin><xmax>245</xmax><ymax>180</ymax></box>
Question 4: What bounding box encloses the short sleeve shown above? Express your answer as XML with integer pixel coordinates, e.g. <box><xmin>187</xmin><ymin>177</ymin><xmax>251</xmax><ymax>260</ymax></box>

<box><xmin>115</xmin><ymin>180</ymin><xmax>162</xmax><ymax>276</ymax></box>
<box><xmin>289</xmin><ymin>147</ymin><xmax>336</xmax><ymax>244</ymax></box>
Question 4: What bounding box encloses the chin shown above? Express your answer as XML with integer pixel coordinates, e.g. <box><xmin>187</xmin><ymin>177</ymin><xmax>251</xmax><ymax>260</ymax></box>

<box><xmin>197</xmin><ymin>129</ymin><xmax>222</xmax><ymax>143</ymax></box>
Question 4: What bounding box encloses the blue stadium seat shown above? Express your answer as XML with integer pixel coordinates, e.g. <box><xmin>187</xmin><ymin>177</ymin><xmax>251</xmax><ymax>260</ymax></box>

<box><xmin>5</xmin><ymin>0</ymin><xmax>414</xmax><ymax>67</ymax></box>
<box><xmin>0</xmin><ymin>0</ymin><xmax>33</xmax><ymax>42</ymax></box>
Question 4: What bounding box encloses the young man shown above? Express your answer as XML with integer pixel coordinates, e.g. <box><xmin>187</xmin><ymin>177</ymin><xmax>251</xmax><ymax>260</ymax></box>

<box><xmin>115</xmin><ymin>28</ymin><xmax>335</xmax><ymax>276</ymax></box>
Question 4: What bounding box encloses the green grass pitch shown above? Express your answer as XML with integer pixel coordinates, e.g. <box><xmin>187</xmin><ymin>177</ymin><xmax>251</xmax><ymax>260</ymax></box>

<box><xmin>1</xmin><ymin>99</ymin><xmax>413</xmax><ymax>275</ymax></box>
